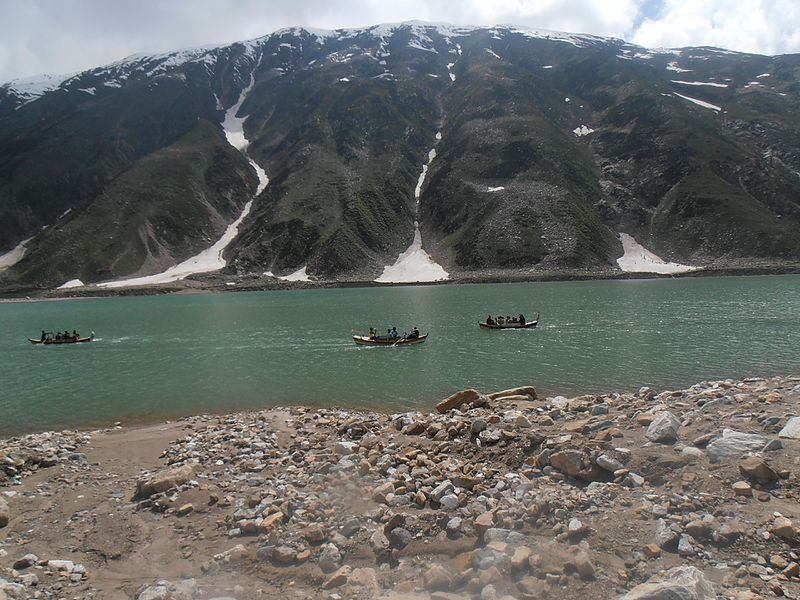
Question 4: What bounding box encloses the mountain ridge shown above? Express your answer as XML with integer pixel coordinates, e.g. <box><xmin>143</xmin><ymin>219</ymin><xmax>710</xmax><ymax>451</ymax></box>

<box><xmin>1</xmin><ymin>21</ymin><xmax>799</xmax><ymax>292</ymax></box>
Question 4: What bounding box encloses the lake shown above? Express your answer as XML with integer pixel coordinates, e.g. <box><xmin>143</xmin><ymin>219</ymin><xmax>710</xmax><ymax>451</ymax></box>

<box><xmin>1</xmin><ymin>275</ymin><xmax>799</xmax><ymax>435</ymax></box>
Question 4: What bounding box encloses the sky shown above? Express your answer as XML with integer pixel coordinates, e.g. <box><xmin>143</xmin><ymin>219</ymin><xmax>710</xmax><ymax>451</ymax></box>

<box><xmin>1</xmin><ymin>0</ymin><xmax>799</xmax><ymax>84</ymax></box>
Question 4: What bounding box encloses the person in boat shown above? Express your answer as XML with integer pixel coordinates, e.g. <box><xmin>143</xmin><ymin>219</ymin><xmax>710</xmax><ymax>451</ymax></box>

<box><xmin>519</xmin><ymin>314</ymin><xmax>526</xmax><ymax>325</ymax></box>
<box><xmin>390</xmin><ymin>327</ymin><xmax>399</xmax><ymax>339</ymax></box>
<box><xmin>407</xmin><ymin>326</ymin><xmax>420</xmax><ymax>339</ymax></box>
<box><xmin>486</xmin><ymin>315</ymin><xmax>495</xmax><ymax>325</ymax></box>
<box><xmin>368</xmin><ymin>327</ymin><xmax>376</xmax><ymax>340</ymax></box>
<box><xmin>72</xmin><ymin>330</ymin><xmax>79</xmax><ymax>339</ymax></box>
<box><xmin>40</xmin><ymin>330</ymin><xmax>46</xmax><ymax>342</ymax></box>
<box><xmin>496</xmin><ymin>316</ymin><xmax>505</xmax><ymax>325</ymax></box>
<box><xmin>55</xmin><ymin>332</ymin><xmax>62</xmax><ymax>341</ymax></box>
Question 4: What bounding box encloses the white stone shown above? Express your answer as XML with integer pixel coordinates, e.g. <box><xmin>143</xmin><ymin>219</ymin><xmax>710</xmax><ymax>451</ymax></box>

<box><xmin>618</xmin><ymin>565</ymin><xmax>715</xmax><ymax>599</ymax></box>
<box><xmin>645</xmin><ymin>411</ymin><xmax>681</xmax><ymax>443</ymax></box>
<box><xmin>706</xmin><ymin>429</ymin><xmax>767</xmax><ymax>462</ymax></box>
<box><xmin>778</xmin><ymin>416</ymin><xmax>800</xmax><ymax>439</ymax></box>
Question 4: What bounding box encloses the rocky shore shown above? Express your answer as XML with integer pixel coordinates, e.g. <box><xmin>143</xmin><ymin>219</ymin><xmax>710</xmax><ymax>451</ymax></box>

<box><xmin>1</xmin><ymin>376</ymin><xmax>799</xmax><ymax>599</ymax></box>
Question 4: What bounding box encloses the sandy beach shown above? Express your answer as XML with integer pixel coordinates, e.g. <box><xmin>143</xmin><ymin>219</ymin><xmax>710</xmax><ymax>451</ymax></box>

<box><xmin>1</xmin><ymin>376</ymin><xmax>799</xmax><ymax>599</ymax></box>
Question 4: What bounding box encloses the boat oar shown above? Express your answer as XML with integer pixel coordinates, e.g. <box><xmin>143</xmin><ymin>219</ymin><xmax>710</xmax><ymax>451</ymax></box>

<box><xmin>392</xmin><ymin>336</ymin><xmax>407</xmax><ymax>347</ymax></box>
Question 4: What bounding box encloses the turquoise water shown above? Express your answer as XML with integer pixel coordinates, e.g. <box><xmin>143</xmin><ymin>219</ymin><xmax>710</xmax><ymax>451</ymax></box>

<box><xmin>1</xmin><ymin>275</ymin><xmax>799</xmax><ymax>435</ymax></box>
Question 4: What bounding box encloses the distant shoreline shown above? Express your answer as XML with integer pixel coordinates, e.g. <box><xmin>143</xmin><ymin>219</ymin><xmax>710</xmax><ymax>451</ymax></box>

<box><xmin>2</xmin><ymin>263</ymin><xmax>799</xmax><ymax>302</ymax></box>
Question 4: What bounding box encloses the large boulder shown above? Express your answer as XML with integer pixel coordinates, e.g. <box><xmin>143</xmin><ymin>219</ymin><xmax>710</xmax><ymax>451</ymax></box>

<box><xmin>134</xmin><ymin>464</ymin><xmax>197</xmax><ymax>499</ymax></box>
<box><xmin>645</xmin><ymin>411</ymin><xmax>681</xmax><ymax>443</ymax></box>
<box><xmin>778</xmin><ymin>416</ymin><xmax>800</xmax><ymax>439</ymax></box>
<box><xmin>436</xmin><ymin>389</ymin><xmax>486</xmax><ymax>413</ymax></box>
<box><xmin>706</xmin><ymin>429</ymin><xmax>767</xmax><ymax>462</ymax></box>
<box><xmin>618</xmin><ymin>565</ymin><xmax>716</xmax><ymax>599</ymax></box>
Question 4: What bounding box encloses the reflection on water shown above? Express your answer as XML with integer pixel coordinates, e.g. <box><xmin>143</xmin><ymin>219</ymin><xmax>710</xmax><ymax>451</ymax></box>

<box><xmin>1</xmin><ymin>275</ymin><xmax>799</xmax><ymax>434</ymax></box>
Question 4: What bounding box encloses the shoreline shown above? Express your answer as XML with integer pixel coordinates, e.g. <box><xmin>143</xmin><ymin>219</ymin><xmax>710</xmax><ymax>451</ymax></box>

<box><xmin>2</xmin><ymin>264</ymin><xmax>799</xmax><ymax>301</ymax></box>
<box><xmin>1</xmin><ymin>374</ymin><xmax>798</xmax><ymax>599</ymax></box>
<box><xmin>2</xmin><ymin>367</ymin><xmax>796</xmax><ymax>439</ymax></box>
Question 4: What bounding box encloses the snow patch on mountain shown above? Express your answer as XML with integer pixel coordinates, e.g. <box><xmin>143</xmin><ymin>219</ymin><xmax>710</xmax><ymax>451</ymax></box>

<box><xmin>666</xmin><ymin>62</ymin><xmax>692</xmax><ymax>73</ymax></box>
<box><xmin>0</xmin><ymin>237</ymin><xmax>33</xmax><ymax>271</ymax></box>
<box><xmin>573</xmin><ymin>125</ymin><xmax>594</xmax><ymax>136</ymax></box>
<box><xmin>97</xmin><ymin>60</ymin><xmax>268</xmax><ymax>289</ymax></box>
<box><xmin>2</xmin><ymin>72</ymin><xmax>77</xmax><ymax>107</ymax></box>
<box><xmin>617</xmin><ymin>234</ymin><xmax>698</xmax><ymax>274</ymax></box>
<box><xmin>377</xmin><ymin>133</ymin><xmax>448</xmax><ymax>283</ymax></box>
<box><xmin>671</xmin><ymin>80</ymin><xmax>728</xmax><ymax>88</ymax></box>
<box><xmin>673</xmin><ymin>92</ymin><xmax>721</xmax><ymax>112</ymax></box>
<box><xmin>57</xmin><ymin>279</ymin><xmax>85</xmax><ymax>289</ymax></box>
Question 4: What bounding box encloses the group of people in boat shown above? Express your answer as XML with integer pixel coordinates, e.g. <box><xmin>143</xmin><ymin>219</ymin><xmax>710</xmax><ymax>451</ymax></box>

<box><xmin>41</xmin><ymin>329</ymin><xmax>81</xmax><ymax>342</ymax></box>
<box><xmin>367</xmin><ymin>326</ymin><xmax>420</xmax><ymax>340</ymax></box>
<box><xmin>485</xmin><ymin>314</ymin><xmax>526</xmax><ymax>326</ymax></box>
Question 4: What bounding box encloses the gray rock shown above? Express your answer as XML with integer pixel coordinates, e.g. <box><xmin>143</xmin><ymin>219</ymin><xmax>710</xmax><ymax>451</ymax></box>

<box><xmin>655</xmin><ymin>519</ymin><xmax>679</xmax><ymax>550</ymax></box>
<box><xmin>446</xmin><ymin>517</ymin><xmax>462</xmax><ymax>536</ymax></box>
<box><xmin>439</xmin><ymin>494</ymin><xmax>460</xmax><ymax>511</ymax></box>
<box><xmin>596</xmin><ymin>453</ymin><xmax>624</xmax><ymax>472</ymax></box>
<box><xmin>645</xmin><ymin>411</ymin><xmax>681</xmax><ymax>443</ymax></box>
<box><xmin>705</xmin><ymin>429</ymin><xmax>767</xmax><ymax>462</ymax></box>
<box><xmin>622</xmin><ymin>472</ymin><xmax>645</xmax><ymax>488</ymax></box>
<box><xmin>318</xmin><ymin>543</ymin><xmax>342</xmax><ymax>573</ymax></box>
<box><xmin>678</xmin><ymin>534</ymin><xmax>696</xmax><ymax>556</ymax></box>
<box><xmin>0</xmin><ymin>498</ymin><xmax>8</xmax><ymax>528</ymax></box>
<box><xmin>618</xmin><ymin>565</ymin><xmax>715</xmax><ymax>599</ymax></box>
<box><xmin>387</xmin><ymin>527</ymin><xmax>412</xmax><ymax>549</ymax></box>
<box><xmin>430</xmin><ymin>481</ymin><xmax>454</xmax><ymax>503</ymax></box>
<box><xmin>369</xmin><ymin>529</ymin><xmax>390</xmax><ymax>554</ymax></box>
<box><xmin>471</xmin><ymin>418</ymin><xmax>488</xmax><ymax>434</ymax></box>
<box><xmin>478</xmin><ymin>429</ymin><xmax>501</xmax><ymax>444</ymax></box>
<box><xmin>778</xmin><ymin>416</ymin><xmax>800</xmax><ymax>439</ymax></box>
<box><xmin>762</xmin><ymin>439</ymin><xmax>783</xmax><ymax>452</ymax></box>
<box><xmin>484</xmin><ymin>528</ymin><xmax>510</xmax><ymax>543</ymax></box>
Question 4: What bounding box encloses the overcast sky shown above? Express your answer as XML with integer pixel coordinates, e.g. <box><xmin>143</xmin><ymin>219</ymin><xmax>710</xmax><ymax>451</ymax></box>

<box><xmin>2</xmin><ymin>0</ymin><xmax>799</xmax><ymax>84</ymax></box>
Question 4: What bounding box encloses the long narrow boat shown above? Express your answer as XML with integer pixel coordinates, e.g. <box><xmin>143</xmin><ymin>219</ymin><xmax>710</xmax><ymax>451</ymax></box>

<box><xmin>353</xmin><ymin>334</ymin><xmax>427</xmax><ymax>346</ymax></box>
<box><xmin>479</xmin><ymin>312</ymin><xmax>540</xmax><ymax>330</ymax></box>
<box><xmin>29</xmin><ymin>335</ymin><xmax>94</xmax><ymax>345</ymax></box>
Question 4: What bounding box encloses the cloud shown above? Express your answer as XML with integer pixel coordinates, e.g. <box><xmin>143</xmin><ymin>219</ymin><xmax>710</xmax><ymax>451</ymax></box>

<box><xmin>631</xmin><ymin>0</ymin><xmax>800</xmax><ymax>54</ymax></box>
<box><xmin>1</xmin><ymin>0</ymin><xmax>799</xmax><ymax>84</ymax></box>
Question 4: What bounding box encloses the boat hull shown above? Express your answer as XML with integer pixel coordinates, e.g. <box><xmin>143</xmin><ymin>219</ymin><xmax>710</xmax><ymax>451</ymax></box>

<box><xmin>478</xmin><ymin>320</ymin><xmax>538</xmax><ymax>330</ymax></box>
<box><xmin>30</xmin><ymin>336</ymin><xmax>94</xmax><ymax>345</ymax></box>
<box><xmin>353</xmin><ymin>334</ymin><xmax>427</xmax><ymax>346</ymax></box>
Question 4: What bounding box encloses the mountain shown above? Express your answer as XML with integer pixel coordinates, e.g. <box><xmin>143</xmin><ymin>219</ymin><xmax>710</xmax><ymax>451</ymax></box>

<box><xmin>1</xmin><ymin>22</ymin><xmax>799</xmax><ymax>291</ymax></box>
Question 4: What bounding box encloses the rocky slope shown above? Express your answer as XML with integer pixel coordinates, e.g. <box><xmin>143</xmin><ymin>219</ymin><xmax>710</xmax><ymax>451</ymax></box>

<box><xmin>1</xmin><ymin>375</ymin><xmax>799</xmax><ymax>599</ymax></box>
<box><xmin>1</xmin><ymin>23</ymin><xmax>800</xmax><ymax>291</ymax></box>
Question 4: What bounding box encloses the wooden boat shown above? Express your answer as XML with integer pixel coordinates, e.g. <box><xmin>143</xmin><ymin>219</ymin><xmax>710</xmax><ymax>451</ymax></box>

<box><xmin>479</xmin><ymin>312</ymin><xmax>540</xmax><ymax>330</ymax></box>
<box><xmin>29</xmin><ymin>334</ymin><xmax>94</xmax><ymax>345</ymax></box>
<box><xmin>353</xmin><ymin>334</ymin><xmax>427</xmax><ymax>346</ymax></box>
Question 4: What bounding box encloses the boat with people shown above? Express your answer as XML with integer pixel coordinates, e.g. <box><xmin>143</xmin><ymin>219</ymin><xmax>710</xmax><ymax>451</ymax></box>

<box><xmin>479</xmin><ymin>311</ymin><xmax>540</xmax><ymax>329</ymax></box>
<box><xmin>352</xmin><ymin>326</ymin><xmax>427</xmax><ymax>346</ymax></box>
<box><xmin>30</xmin><ymin>330</ymin><xmax>94</xmax><ymax>345</ymax></box>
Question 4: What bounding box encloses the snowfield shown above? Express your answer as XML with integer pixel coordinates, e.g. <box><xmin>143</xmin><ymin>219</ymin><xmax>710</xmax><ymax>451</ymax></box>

<box><xmin>617</xmin><ymin>233</ymin><xmax>698</xmax><ymax>274</ymax></box>
<box><xmin>377</xmin><ymin>133</ymin><xmax>449</xmax><ymax>283</ymax></box>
